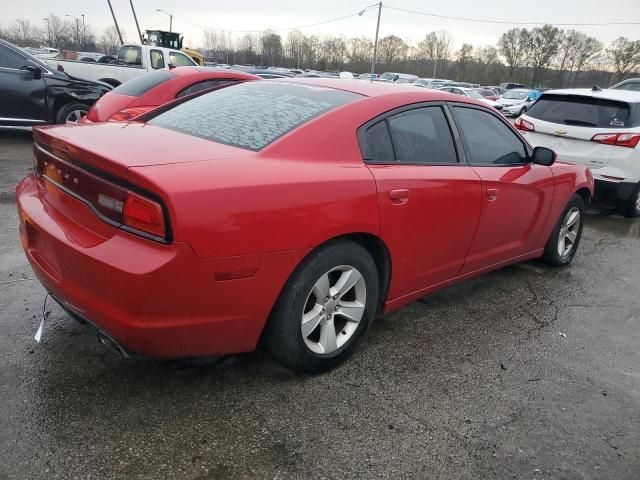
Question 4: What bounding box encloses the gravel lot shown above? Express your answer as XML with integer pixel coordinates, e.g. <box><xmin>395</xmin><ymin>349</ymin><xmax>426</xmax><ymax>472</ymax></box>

<box><xmin>1</xmin><ymin>128</ymin><xmax>639</xmax><ymax>479</ymax></box>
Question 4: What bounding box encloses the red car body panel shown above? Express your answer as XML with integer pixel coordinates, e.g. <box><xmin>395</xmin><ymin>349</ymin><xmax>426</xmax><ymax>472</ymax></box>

<box><xmin>16</xmin><ymin>79</ymin><xmax>594</xmax><ymax>358</ymax></box>
<box><xmin>84</xmin><ymin>67</ymin><xmax>260</xmax><ymax>122</ymax></box>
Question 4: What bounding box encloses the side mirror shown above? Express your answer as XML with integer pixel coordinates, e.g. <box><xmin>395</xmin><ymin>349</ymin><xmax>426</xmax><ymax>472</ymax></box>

<box><xmin>532</xmin><ymin>146</ymin><xmax>556</xmax><ymax>166</ymax></box>
<box><xmin>168</xmin><ymin>63</ymin><xmax>176</xmax><ymax>70</ymax></box>
<box><xmin>21</xmin><ymin>62</ymin><xmax>42</xmax><ymax>79</ymax></box>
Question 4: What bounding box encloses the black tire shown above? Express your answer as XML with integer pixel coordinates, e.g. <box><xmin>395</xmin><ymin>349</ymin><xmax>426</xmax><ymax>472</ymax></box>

<box><xmin>621</xmin><ymin>183</ymin><xmax>640</xmax><ymax>218</ymax></box>
<box><xmin>264</xmin><ymin>239</ymin><xmax>379</xmax><ymax>373</ymax></box>
<box><xmin>541</xmin><ymin>194</ymin><xmax>585</xmax><ymax>267</ymax></box>
<box><xmin>55</xmin><ymin>102</ymin><xmax>89</xmax><ymax>124</ymax></box>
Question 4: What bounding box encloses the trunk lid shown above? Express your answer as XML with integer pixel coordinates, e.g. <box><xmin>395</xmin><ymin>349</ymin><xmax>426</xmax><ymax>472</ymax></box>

<box><xmin>33</xmin><ymin>122</ymin><xmax>247</xmax><ymax>179</ymax></box>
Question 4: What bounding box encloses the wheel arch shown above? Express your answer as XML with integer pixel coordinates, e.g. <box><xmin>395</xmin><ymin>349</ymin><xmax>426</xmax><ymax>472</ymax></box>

<box><xmin>575</xmin><ymin>187</ymin><xmax>591</xmax><ymax>206</ymax></box>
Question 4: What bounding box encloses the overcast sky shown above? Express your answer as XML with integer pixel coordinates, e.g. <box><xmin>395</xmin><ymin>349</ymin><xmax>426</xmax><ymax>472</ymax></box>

<box><xmin>4</xmin><ymin>0</ymin><xmax>640</xmax><ymax>48</ymax></box>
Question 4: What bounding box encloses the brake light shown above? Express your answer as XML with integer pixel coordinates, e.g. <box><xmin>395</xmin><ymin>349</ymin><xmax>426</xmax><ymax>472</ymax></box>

<box><xmin>109</xmin><ymin>106</ymin><xmax>155</xmax><ymax>122</ymax></box>
<box><xmin>591</xmin><ymin>133</ymin><xmax>640</xmax><ymax>148</ymax></box>
<box><xmin>33</xmin><ymin>140</ymin><xmax>169</xmax><ymax>242</ymax></box>
<box><xmin>122</xmin><ymin>193</ymin><xmax>165</xmax><ymax>238</ymax></box>
<box><xmin>514</xmin><ymin>117</ymin><xmax>535</xmax><ymax>132</ymax></box>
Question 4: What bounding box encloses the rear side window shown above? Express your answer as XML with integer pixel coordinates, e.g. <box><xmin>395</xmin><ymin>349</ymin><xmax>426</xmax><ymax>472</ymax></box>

<box><xmin>175</xmin><ymin>79</ymin><xmax>239</xmax><ymax>99</ymax></box>
<box><xmin>150</xmin><ymin>81</ymin><xmax>362</xmax><ymax>151</ymax></box>
<box><xmin>118</xmin><ymin>46</ymin><xmax>142</xmax><ymax>65</ymax></box>
<box><xmin>387</xmin><ymin>107</ymin><xmax>458</xmax><ymax>164</ymax></box>
<box><xmin>362</xmin><ymin>121</ymin><xmax>395</xmax><ymax>162</ymax></box>
<box><xmin>613</xmin><ymin>82</ymin><xmax>640</xmax><ymax>92</ymax></box>
<box><xmin>453</xmin><ymin>107</ymin><xmax>527</xmax><ymax>165</ymax></box>
<box><xmin>526</xmin><ymin>94</ymin><xmax>631</xmax><ymax>128</ymax></box>
<box><xmin>112</xmin><ymin>70</ymin><xmax>176</xmax><ymax>97</ymax></box>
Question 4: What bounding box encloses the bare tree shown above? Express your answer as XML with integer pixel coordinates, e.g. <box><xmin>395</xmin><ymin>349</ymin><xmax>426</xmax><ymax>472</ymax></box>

<box><xmin>418</xmin><ymin>31</ymin><xmax>451</xmax><ymax>77</ymax></box>
<box><xmin>100</xmin><ymin>25</ymin><xmax>124</xmax><ymax>55</ymax></box>
<box><xmin>498</xmin><ymin>28</ymin><xmax>530</xmax><ymax>79</ymax></box>
<box><xmin>260</xmin><ymin>30</ymin><xmax>283</xmax><ymax>66</ymax></box>
<box><xmin>377</xmin><ymin>35</ymin><xmax>408</xmax><ymax>65</ymax></box>
<box><xmin>456</xmin><ymin>43</ymin><xmax>474</xmax><ymax>80</ymax></box>
<box><xmin>527</xmin><ymin>25</ymin><xmax>562</xmax><ymax>86</ymax></box>
<box><xmin>606</xmin><ymin>37</ymin><xmax>640</xmax><ymax>84</ymax></box>
<box><xmin>8</xmin><ymin>18</ymin><xmax>39</xmax><ymax>47</ymax></box>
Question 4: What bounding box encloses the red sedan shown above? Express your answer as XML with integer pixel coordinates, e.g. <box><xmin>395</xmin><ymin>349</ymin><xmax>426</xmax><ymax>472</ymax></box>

<box><xmin>17</xmin><ymin>79</ymin><xmax>593</xmax><ymax>372</ymax></box>
<box><xmin>81</xmin><ymin>66</ymin><xmax>260</xmax><ymax>122</ymax></box>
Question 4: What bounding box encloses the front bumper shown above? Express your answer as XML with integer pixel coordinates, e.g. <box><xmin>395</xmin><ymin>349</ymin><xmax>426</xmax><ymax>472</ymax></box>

<box><xmin>594</xmin><ymin>178</ymin><xmax>638</xmax><ymax>202</ymax></box>
<box><xmin>16</xmin><ymin>174</ymin><xmax>307</xmax><ymax>358</ymax></box>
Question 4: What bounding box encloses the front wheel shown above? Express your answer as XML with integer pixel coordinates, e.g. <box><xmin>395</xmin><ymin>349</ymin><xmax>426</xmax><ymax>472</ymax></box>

<box><xmin>622</xmin><ymin>183</ymin><xmax>640</xmax><ymax>218</ymax></box>
<box><xmin>541</xmin><ymin>194</ymin><xmax>585</xmax><ymax>266</ymax></box>
<box><xmin>56</xmin><ymin>102</ymin><xmax>89</xmax><ymax>124</ymax></box>
<box><xmin>264</xmin><ymin>239</ymin><xmax>379</xmax><ymax>373</ymax></box>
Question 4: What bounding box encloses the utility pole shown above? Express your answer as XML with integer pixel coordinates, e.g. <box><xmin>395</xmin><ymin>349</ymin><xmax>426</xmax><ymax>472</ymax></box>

<box><xmin>157</xmin><ymin>9</ymin><xmax>173</xmax><ymax>33</ymax></box>
<box><xmin>107</xmin><ymin>0</ymin><xmax>124</xmax><ymax>45</ymax></box>
<box><xmin>66</xmin><ymin>15</ymin><xmax>80</xmax><ymax>50</ymax></box>
<box><xmin>81</xmin><ymin>14</ymin><xmax>85</xmax><ymax>49</ymax></box>
<box><xmin>43</xmin><ymin>18</ymin><xmax>51</xmax><ymax>47</ymax></box>
<box><xmin>129</xmin><ymin>0</ymin><xmax>144</xmax><ymax>44</ymax></box>
<box><xmin>360</xmin><ymin>2</ymin><xmax>382</xmax><ymax>82</ymax></box>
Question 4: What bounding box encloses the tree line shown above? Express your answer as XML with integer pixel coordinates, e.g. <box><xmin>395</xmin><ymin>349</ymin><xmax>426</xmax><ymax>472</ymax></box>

<box><xmin>2</xmin><ymin>15</ymin><xmax>639</xmax><ymax>87</ymax></box>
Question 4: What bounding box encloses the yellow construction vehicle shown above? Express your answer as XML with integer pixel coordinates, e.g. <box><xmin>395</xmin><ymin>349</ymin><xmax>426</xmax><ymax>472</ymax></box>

<box><xmin>144</xmin><ymin>30</ymin><xmax>205</xmax><ymax>66</ymax></box>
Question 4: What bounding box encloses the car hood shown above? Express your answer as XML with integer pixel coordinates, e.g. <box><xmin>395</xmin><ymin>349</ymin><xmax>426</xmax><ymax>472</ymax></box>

<box><xmin>498</xmin><ymin>97</ymin><xmax>526</xmax><ymax>105</ymax></box>
<box><xmin>33</xmin><ymin>121</ymin><xmax>249</xmax><ymax>179</ymax></box>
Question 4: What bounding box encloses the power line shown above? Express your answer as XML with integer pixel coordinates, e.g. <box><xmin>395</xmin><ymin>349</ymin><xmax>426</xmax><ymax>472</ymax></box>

<box><xmin>384</xmin><ymin>4</ymin><xmax>640</xmax><ymax>26</ymax></box>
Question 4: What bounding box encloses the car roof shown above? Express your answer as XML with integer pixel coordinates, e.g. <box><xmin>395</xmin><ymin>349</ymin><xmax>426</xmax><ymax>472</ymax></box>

<box><xmin>541</xmin><ymin>88</ymin><xmax>640</xmax><ymax>103</ymax></box>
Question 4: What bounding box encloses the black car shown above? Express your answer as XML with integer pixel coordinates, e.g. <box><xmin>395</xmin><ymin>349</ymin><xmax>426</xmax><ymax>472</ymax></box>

<box><xmin>0</xmin><ymin>39</ymin><xmax>111</xmax><ymax>126</ymax></box>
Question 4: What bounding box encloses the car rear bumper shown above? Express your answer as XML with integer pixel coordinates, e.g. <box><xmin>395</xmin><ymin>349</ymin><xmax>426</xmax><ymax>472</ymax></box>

<box><xmin>594</xmin><ymin>178</ymin><xmax>638</xmax><ymax>201</ymax></box>
<box><xmin>16</xmin><ymin>174</ymin><xmax>307</xmax><ymax>358</ymax></box>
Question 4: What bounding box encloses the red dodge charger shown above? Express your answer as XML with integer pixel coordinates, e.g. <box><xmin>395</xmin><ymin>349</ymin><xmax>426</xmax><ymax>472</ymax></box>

<box><xmin>17</xmin><ymin>79</ymin><xmax>593</xmax><ymax>372</ymax></box>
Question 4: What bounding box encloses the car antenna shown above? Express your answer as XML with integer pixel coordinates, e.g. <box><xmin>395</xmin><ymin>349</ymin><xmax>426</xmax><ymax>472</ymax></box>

<box><xmin>592</xmin><ymin>85</ymin><xmax>602</xmax><ymax>91</ymax></box>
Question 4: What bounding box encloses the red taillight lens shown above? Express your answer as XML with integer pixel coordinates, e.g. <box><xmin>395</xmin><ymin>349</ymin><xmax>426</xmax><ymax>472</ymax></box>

<box><xmin>122</xmin><ymin>193</ymin><xmax>166</xmax><ymax>238</ymax></box>
<box><xmin>514</xmin><ymin>117</ymin><xmax>535</xmax><ymax>132</ymax></box>
<box><xmin>109</xmin><ymin>106</ymin><xmax>155</xmax><ymax>122</ymax></box>
<box><xmin>591</xmin><ymin>133</ymin><xmax>640</xmax><ymax>148</ymax></box>
<box><xmin>34</xmin><ymin>140</ymin><xmax>169</xmax><ymax>242</ymax></box>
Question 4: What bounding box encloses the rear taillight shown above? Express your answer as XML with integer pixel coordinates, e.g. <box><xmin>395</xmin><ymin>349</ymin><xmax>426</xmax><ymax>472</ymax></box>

<box><xmin>591</xmin><ymin>133</ymin><xmax>640</xmax><ymax>148</ymax></box>
<box><xmin>109</xmin><ymin>106</ymin><xmax>155</xmax><ymax>122</ymax></box>
<box><xmin>514</xmin><ymin>117</ymin><xmax>535</xmax><ymax>132</ymax></box>
<box><xmin>34</xmin><ymin>140</ymin><xmax>169</xmax><ymax>242</ymax></box>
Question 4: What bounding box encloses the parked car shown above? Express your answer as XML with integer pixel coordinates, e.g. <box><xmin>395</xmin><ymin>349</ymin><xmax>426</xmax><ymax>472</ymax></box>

<box><xmin>357</xmin><ymin>73</ymin><xmax>378</xmax><ymax>80</ymax></box>
<box><xmin>477</xmin><ymin>88</ymin><xmax>500</xmax><ymax>101</ymax></box>
<box><xmin>231</xmin><ymin>67</ymin><xmax>294</xmax><ymax>79</ymax></box>
<box><xmin>610</xmin><ymin>78</ymin><xmax>640</xmax><ymax>92</ymax></box>
<box><xmin>438</xmin><ymin>86</ymin><xmax>503</xmax><ymax>110</ymax></box>
<box><xmin>516</xmin><ymin>88</ymin><xmax>640</xmax><ymax>217</ymax></box>
<box><xmin>19</xmin><ymin>79</ymin><xmax>593</xmax><ymax>372</ymax></box>
<box><xmin>500</xmin><ymin>82</ymin><xmax>526</xmax><ymax>90</ymax></box>
<box><xmin>44</xmin><ymin>44</ymin><xmax>197</xmax><ymax>87</ymax></box>
<box><xmin>0</xmin><ymin>39</ymin><xmax>111</xmax><ymax>126</ymax></box>
<box><xmin>497</xmin><ymin>88</ymin><xmax>540</xmax><ymax>116</ymax></box>
<box><xmin>376</xmin><ymin>72</ymin><xmax>417</xmax><ymax>83</ymax></box>
<box><xmin>487</xmin><ymin>86</ymin><xmax>506</xmax><ymax>95</ymax></box>
<box><xmin>81</xmin><ymin>67</ymin><xmax>260</xmax><ymax>123</ymax></box>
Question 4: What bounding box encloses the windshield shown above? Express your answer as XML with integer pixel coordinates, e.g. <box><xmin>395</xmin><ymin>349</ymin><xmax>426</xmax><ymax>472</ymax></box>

<box><xmin>150</xmin><ymin>81</ymin><xmax>363</xmax><ymax>151</ymax></box>
<box><xmin>504</xmin><ymin>90</ymin><xmax>529</xmax><ymax>100</ymax></box>
<box><xmin>379</xmin><ymin>73</ymin><xmax>395</xmax><ymax>81</ymax></box>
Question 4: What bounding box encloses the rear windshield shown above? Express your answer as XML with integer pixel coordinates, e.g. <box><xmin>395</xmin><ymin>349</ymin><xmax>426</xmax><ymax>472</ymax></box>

<box><xmin>149</xmin><ymin>81</ymin><xmax>362</xmax><ymax>151</ymax></box>
<box><xmin>526</xmin><ymin>94</ymin><xmax>631</xmax><ymax>128</ymax></box>
<box><xmin>112</xmin><ymin>70</ymin><xmax>176</xmax><ymax>97</ymax></box>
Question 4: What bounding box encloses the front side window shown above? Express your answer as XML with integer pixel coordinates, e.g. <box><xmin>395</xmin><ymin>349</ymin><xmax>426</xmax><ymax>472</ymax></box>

<box><xmin>0</xmin><ymin>45</ymin><xmax>26</xmax><ymax>70</ymax></box>
<box><xmin>386</xmin><ymin>107</ymin><xmax>458</xmax><ymax>164</ymax></box>
<box><xmin>168</xmin><ymin>51</ymin><xmax>195</xmax><ymax>67</ymax></box>
<box><xmin>150</xmin><ymin>49</ymin><xmax>164</xmax><ymax>69</ymax></box>
<box><xmin>453</xmin><ymin>106</ymin><xmax>527</xmax><ymax>165</ymax></box>
<box><xmin>150</xmin><ymin>81</ymin><xmax>362</xmax><ymax>151</ymax></box>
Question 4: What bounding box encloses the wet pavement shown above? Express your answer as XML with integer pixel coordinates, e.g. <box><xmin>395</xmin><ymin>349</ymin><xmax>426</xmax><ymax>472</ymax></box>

<box><xmin>1</xmin><ymin>129</ymin><xmax>639</xmax><ymax>479</ymax></box>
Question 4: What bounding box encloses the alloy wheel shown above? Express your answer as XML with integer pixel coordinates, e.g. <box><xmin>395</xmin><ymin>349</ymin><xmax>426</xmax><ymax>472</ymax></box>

<box><xmin>66</xmin><ymin>109</ymin><xmax>88</xmax><ymax>123</ymax></box>
<box><xmin>301</xmin><ymin>265</ymin><xmax>366</xmax><ymax>355</ymax></box>
<box><xmin>557</xmin><ymin>206</ymin><xmax>581</xmax><ymax>257</ymax></box>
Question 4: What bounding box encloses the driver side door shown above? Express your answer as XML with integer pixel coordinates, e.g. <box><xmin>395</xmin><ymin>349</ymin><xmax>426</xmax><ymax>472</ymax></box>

<box><xmin>449</xmin><ymin>104</ymin><xmax>555</xmax><ymax>273</ymax></box>
<box><xmin>0</xmin><ymin>44</ymin><xmax>47</xmax><ymax>125</ymax></box>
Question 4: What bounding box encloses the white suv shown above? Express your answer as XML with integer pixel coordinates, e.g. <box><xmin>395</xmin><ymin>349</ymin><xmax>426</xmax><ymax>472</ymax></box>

<box><xmin>515</xmin><ymin>88</ymin><xmax>640</xmax><ymax>217</ymax></box>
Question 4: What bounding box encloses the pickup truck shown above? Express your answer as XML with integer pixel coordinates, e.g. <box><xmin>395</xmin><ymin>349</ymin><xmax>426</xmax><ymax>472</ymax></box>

<box><xmin>44</xmin><ymin>44</ymin><xmax>197</xmax><ymax>87</ymax></box>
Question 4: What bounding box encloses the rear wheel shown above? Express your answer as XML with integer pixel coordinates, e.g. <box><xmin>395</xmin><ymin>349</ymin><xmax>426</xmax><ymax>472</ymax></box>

<box><xmin>541</xmin><ymin>194</ymin><xmax>585</xmax><ymax>266</ymax></box>
<box><xmin>56</xmin><ymin>102</ymin><xmax>89</xmax><ymax>124</ymax></box>
<box><xmin>622</xmin><ymin>183</ymin><xmax>640</xmax><ymax>218</ymax></box>
<box><xmin>264</xmin><ymin>239</ymin><xmax>379</xmax><ymax>373</ymax></box>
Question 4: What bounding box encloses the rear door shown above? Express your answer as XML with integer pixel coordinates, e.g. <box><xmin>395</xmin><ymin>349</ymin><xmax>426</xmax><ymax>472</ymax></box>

<box><xmin>362</xmin><ymin>104</ymin><xmax>482</xmax><ymax>299</ymax></box>
<box><xmin>521</xmin><ymin>93</ymin><xmax>632</xmax><ymax>170</ymax></box>
<box><xmin>0</xmin><ymin>43</ymin><xmax>47</xmax><ymax>125</ymax></box>
<box><xmin>449</xmin><ymin>104</ymin><xmax>554</xmax><ymax>272</ymax></box>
